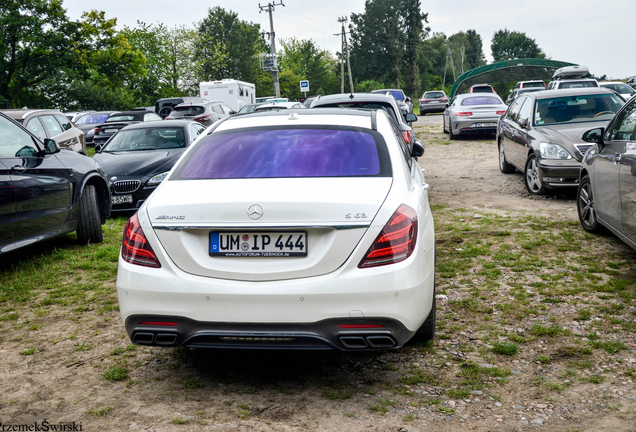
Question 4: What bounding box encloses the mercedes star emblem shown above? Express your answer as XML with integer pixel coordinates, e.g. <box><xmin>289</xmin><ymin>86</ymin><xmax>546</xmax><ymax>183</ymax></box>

<box><xmin>247</xmin><ymin>204</ymin><xmax>263</xmax><ymax>220</ymax></box>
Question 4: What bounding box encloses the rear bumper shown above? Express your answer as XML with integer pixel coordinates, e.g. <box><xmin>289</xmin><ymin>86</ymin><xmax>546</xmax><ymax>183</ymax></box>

<box><xmin>124</xmin><ymin>315</ymin><xmax>416</xmax><ymax>350</ymax></box>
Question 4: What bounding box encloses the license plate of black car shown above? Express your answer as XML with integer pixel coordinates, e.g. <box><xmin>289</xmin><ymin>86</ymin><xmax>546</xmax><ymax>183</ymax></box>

<box><xmin>210</xmin><ymin>232</ymin><xmax>307</xmax><ymax>257</ymax></box>
<box><xmin>105</xmin><ymin>128</ymin><xmax>119</xmax><ymax>133</ymax></box>
<box><xmin>111</xmin><ymin>195</ymin><xmax>132</xmax><ymax>204</ymax></box>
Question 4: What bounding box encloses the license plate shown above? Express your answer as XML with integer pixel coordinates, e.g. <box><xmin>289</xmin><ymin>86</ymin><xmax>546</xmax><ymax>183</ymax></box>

<box><xmin>210</xmin><ymin>232</ymin><xmax>307</xmax><ymax>257</ymax></box>
<box><xmin>105</xmin><ymin>128</ymin><xmax>119</xmax><ymax>133</ymax></box>
<box><xmin>473</xmin><ymin>123</ymin><xmax>497</xmax><ymax>128</ymax></box>
<box><xmin>111</xmin><ymin>195</ymin><xmax>133</xmax><ymax>205</ymax></box>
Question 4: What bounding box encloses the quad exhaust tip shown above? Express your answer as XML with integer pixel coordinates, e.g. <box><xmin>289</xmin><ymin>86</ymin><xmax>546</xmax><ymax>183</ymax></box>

<box><xmin>339</xmin><ymin>335</ymin><xmax>396</xmax><ymax>349</ymax></box>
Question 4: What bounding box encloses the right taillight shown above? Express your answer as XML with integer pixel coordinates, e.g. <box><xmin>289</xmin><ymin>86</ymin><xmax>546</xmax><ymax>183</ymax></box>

<box><xmin>358</xmin><ymin>205</ymin><xmax>418</xmax><ymax>268</ymax></box>
<box><xmin>121</xmin><ymin>213</ymin><xmax>161</xmax><ymax>268</ymax></box>
<box><xmin>194</xmin><ymin>115</ymin><xmax>213</xmax><ymax>122</ymax></box>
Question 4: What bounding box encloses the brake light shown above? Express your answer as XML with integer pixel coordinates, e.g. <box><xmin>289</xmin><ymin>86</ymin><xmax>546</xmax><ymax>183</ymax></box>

<box><xmin>401</xmin><ymin>130</ymin><xmax>412</xmax><ymax>143</ymax></box>
<box><xmin>194</xmin><ymin>115</ymin><xmax>213</xmax><ymax>122</ymax></box>
<box><xmin>139</xmin><ymin>321</ymin><xmax>177</xmax><ymax>326</ymax></box>
<box><xmin>94</xmin><ymin>128</ymin><xmax>102</xmax><ymax>134</ymax></box>
<box><xmin>456</xmin><ymin>112</ymin><xmax>472</xmax><ymax>116</ymax></box>
<box><xmin>121</xmin><ymin>213</ymin><xmax>161</xmax><ymax>268</ymax></box>
<box><xmin>358</xmin><ymin>205</ymin><xmax>418</xmax><ymax>268</ymax></box>
<box><xmin>440</xmin><ymin>97</ymin><xmax>448</xmax><ymax>102</ymax></box>
<box><xmin>421</xmin><ymin>99</ymin><xmax>429</xmax><ymax>102</ymax></box>
<box><xmin>496</xmin><ymin>110</ymin><xmax>506</xmax><ymax>115</ymax></box>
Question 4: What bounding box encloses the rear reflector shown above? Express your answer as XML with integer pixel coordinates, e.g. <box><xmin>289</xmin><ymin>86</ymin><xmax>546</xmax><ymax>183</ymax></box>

<box><xmin>139</xmin><ymin>321</ymin><xmax>178</xmax><ymax>326</ymax></box>
<box><xmin>337</xmin><ymin>324</ymin><xmax>385</xmax><ymax>329</ymax></box>
<box><xmin>121</xmin><ymin>213</ymin><xmax>161</xmax><ymax>268</ymax></box>
<box><xmin>358</xmin><ymin>204</ymin><xmax>418</xmax><ymax>268</ymax></box>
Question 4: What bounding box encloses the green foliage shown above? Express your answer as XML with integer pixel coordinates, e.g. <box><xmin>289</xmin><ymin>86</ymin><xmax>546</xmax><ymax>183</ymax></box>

<box><xmin>278</xmin><ymin>38</ymin><xmax>339</xmax><ymax>99</ymax></box>
<box><xmin>103</xmin><ymin>366</ymin><xmax>129</xmax><ymax>382</ymax></box>
<box><xmin>491</xmin><ymin>29</ymin><xmax>546</xmax><ymax>62</ymax></box>
<box><xmin>492</xmin><ymin>342</ymin><xmax>518</xmax><ymax>356</ymax></box>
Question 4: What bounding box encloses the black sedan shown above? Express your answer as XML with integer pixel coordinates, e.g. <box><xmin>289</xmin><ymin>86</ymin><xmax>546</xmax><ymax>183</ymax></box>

<box><xmin>0</xmin><ymin>112</ymin><xmax>110</xmax><ymax>254</ymax></box>
<box><xmin>93</xmin><ymin>120</ymin><xmax>206</xmax><ymax>212</ymax></box>
<box><xmin>497</xmin><ymin>88</ymin><xmax>624</xmax><ymax>195</ymax></box>
<box><xmin>92</xmin><ymin>110</ymin><xmax>162</xmax><ymax>146</ymax></box>
<box><xmin>577</xmin><ymin>95</ymin><xmax>636</xmax><ymax>250</ymax></box>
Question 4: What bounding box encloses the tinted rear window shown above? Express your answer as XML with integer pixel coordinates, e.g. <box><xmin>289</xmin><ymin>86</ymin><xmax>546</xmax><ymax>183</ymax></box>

<box><xmin>462</xmin><ymin>96</ymin><xmax>502</xmax><ymax>106</ymax></box>
<box><xmin>173</xmin><ymin>127</ymin><xmax>390</xmax><ymax>179</ymax></box>
<box><xmin>172</xmin><ymin>106</ymin><xmax>205</xmax><ymax>116</ymax></box>
<box><xmin>522</xmin><ymin>82</ymin><xmax>545</xmax><ymax>88</ymax></box>
<box><xmin>424</xmin><ymin>92</ymin><xmax>445</xmax><ymax>98</ymax></box>
<box><xmin>76</xmin><ymin>114</ymin><xmax>110</xmax><ymax>125</ymax></box>
<box><xmin>107</xmin><ymin>115</ymin><xmax>136</xmax><ymax>122</ymax></box>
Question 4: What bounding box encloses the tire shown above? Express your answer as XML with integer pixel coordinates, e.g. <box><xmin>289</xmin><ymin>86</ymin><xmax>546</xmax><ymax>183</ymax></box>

<box><xmin>448</xmin><ymin>121</ymin><xmax>457</xmax><ymax>140</ymax></box>
<box><xmin>159</xmin><ymin>107</ymin><xmax>172</xmax><ymax>119</ymax></box>
<box><xmin>442</xmin><ymin>116</ymin><xmax>448</xmax><ymax>133</ymax></box>
<box><xmin>498</xmin><ymin>141</ymin><xmax>516</xmax><ymax>174</ymax></box>
<box><xmin>577</xmin><ymin>175</ymin><xmax>606</xmax><ymax>234</ymax></box>
<box><xmin>524</xmin><ymin>153</ymin><xmax>546</xmax><ymax>195</ymax></box>
<box><xmin>76</xmin><ymin>184</ymin><xmax>103</xmax><ymax>244</ymax></box>
<box><xmin>413</xmin><ymin>292</ymin><xmax>436</xmax><ymax>342</ymax></box>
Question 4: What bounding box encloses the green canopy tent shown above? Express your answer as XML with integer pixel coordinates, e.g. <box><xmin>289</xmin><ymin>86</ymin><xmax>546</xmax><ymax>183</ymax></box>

<box><xmin>449</xmin><ymin>58</ymin><xmax>577</xmax><ymax>99</ymax></box>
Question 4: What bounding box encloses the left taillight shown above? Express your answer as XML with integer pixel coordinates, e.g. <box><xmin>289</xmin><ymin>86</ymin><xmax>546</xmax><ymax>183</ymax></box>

<box><xmin>496</xmin><ymin>110</ymin><xmax>506</xmax><ymax>115</ymax></box>
<box><xmin>358</xmin><ymin>205</ymin><xmax>418</xmax><ymax>268</ymax></box>
<box><xmin>401</xmin><ymin>130</ymin><xmax>412</xmax><ymax>143</ymax></box>
<box><xmin>121</xmin><ymin>213</ymin><xmax>161</xmax><ymax>268</ymax></box>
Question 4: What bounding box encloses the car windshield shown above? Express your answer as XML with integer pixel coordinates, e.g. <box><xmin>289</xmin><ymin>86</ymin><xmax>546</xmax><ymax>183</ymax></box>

<box><xmin>102</xmin><ymin>128</ymin><xmax>186</xmax><ymax>151</ymax></box>
<box><xmin>602</xmin><ymin>83</ymin><xmax>635</xmax><ymax>94</ymax></box>
<box><xmin>523</xmin><ymin>82</ymin><xmax>545</xmax><ymax>88</ymax></box>
<box><xmin>107</xmin><ymin>115</ymin><xmax>136</xmax><ymax>122</ymax></box>
<box><xmin>388</xmin><ymin>91</ymin><xmax>404</xmax><ymax>101</ymax></box>
<box><xmin>424</xmin><ymin>92</ymin><xmax>445</xmax><ymax>98</ymax></box>
<box><xmin>461</xmin><ymin>96</ymin><xmax>502</xmax><ymax>106</ymax></box>
<box><xmin>75</xmin><ymin>114</ymin><xmax>110</xmax><ymax>125</ymax></box>
<box><xmin>171</xmin><ymin>106</ymin><xmax>205</xmax><ymax>116</ymax></box>
<box><xmin>534</xmin><ymin>94</ymin><xmax>625</xmax><ymax>126</ymax></box>
<box><xmin>174</xmin><ymin>128</ymin><xmax>386</xmax><ymax>179</ymax></box>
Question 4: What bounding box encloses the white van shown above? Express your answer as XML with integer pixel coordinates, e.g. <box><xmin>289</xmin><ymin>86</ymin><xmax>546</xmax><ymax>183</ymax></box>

<box><xmin>199</xmin><ymin>79</ymin><xmax>256</xmax><ymax>112</ymax></box>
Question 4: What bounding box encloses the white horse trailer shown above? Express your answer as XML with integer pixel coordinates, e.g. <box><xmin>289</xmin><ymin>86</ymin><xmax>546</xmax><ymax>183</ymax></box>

<box><xmin>199</xmin><ymin>79</ymin><xmax>256</xmax><ymax>112</ymax></box>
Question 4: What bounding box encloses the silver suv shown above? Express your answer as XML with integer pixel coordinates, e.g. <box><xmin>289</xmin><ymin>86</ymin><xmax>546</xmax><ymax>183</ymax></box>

<box><xmin>166</xmin><ymin>101</ymin><xmax>235</xmax><ymax>127</ymax></box>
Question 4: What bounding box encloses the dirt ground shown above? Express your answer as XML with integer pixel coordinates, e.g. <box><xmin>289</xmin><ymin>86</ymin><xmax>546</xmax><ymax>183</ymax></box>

<box><xmin>0</xmin><ymin>114</ymin><xmax>635</xmax><ymax>432</ymax></box>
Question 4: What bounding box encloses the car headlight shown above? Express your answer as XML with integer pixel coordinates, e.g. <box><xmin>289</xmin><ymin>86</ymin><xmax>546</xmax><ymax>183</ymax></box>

<box><xmin>147</xmin><ymin>172</ymin><xmax>169</xmax><ymax>186</ymax></box>
<box><xmin>539</xmin><ymin>142</ymin><xmax>572</xmax><ymax>160</ymax></box>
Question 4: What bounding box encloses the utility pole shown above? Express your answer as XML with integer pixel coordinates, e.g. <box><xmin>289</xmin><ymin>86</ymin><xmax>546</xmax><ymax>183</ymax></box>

<box><xmin>336</xmin><ymin>17</ymin><xmax>354</xmax><ymax>93</ymax></box>
<box><xmin>259</xmin><ymin>2</ymin><xmax>284</xmax><ymax>98</ymax></box>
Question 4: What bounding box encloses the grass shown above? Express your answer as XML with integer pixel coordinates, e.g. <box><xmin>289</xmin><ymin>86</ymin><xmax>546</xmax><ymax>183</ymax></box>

<box><xmin>88</xmin><ymin>406</ymin><xmax>113</xmax><ymax>417</ymax></box>
<box><xmin>103</xmin><ymin>366</ymin><xmax>129</xmax><ymax>382</ymax></box>
<box><xmin>492</xmin><ymin>342</ymin><xmax>518</xmax><ymax>356</ymax></box>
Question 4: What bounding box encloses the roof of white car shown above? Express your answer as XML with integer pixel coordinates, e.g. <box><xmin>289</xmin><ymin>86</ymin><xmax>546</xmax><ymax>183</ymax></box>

<box><xmin>215</xmin><ymin>108</ymin><xmax>376</xmax><ymax>132</ymax></box>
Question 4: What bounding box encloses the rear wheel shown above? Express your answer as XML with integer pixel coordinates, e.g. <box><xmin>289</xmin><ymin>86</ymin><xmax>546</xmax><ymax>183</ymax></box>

<box><xmin>413</xmin><ymin>293</ymin><xmax>436</xmax><ymax>342</ymax></box>
<box><xmin>448</xmin><ymin>121</ymin><xmax>457</xmax><ymax>140</ymax></box>
<box><xmin>499</xmin><ymin>141</ymin><xmax>516</xmax><ymax>173</ymax></box>
<box><xmin>525</xmin><ymin>154</ymin><xmax>546</xmax><ymax>195</ymax></box>
<box><xmin>577</xmin><ymin>175</ymin><xmax>606</xmax><ymax>234</ymax></box>
<box><xmin>76</xmin><ymin>184</ymin><xmax>103</xmax><ymax>244</ymax></box>
<box><xmin>442</xmin><ymin>116</ymin><xmax>448</xmax><ymax>133</ymax></box>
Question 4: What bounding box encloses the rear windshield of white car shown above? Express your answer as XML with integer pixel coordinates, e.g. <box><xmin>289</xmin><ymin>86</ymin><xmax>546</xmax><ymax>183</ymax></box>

<box><xmin>461</xmin><ymin>96</ymin><xmax>502</xmax><ymax>106</ymax></box>
<box><xmin>534</xmin><ymin>94</ymin><xmax>625</xmax><ymax>126</ymax></box>
<box><xmin>522</xmin><ymin>82</ymin><xmax>545</xmax><ymax>88</ymax></box>
<box><xmin>172</xmin><ymin>126</ymin><xmax>391</xmax><ymax>179</ymax></box>
<box><xmin>424</xmin><ymin>92</ymin><xmax>445</xmax><ymax>98</ymax></box>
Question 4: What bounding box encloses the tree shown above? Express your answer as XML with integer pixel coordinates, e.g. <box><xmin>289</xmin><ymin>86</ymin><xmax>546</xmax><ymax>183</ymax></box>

<box><xmin>465</xmin><ymin>30</ymin><xmax>486</xmax><ymax>69</ymax></box>
<box><xmin>491</xmin><ymin>29</ymin><xmax>546</xmax><ymax>62</ymax></box>
<box><xmin>194</xmin><ymin>7</ymin><xmax>267</xmax><ymax>86</ymax></box>
<box><xmin>0</xmin><ymin>0</ymin><xmax>82</xmax><ymax>107</ymax></box>
<box><xmin>401</xmin><ymin>0</ymin><xmax>427</xmax><ymax>100</ymax></box>
<box><xmin>278</xmin><ymin>38</ymin><xmax>338</xmax><ymax>99</ymax></box>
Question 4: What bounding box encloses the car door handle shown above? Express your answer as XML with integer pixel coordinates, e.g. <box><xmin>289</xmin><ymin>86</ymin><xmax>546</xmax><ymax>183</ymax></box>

<box><xmin>11</xmin><ymin>165</ymin><xmax>27</xmax><ymax>173</ymax></box>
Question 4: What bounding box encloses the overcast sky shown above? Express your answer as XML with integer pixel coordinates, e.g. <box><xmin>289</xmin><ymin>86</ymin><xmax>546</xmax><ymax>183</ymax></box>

<box><xmin>62</xmin><ymin>0</ymin><xmax>634</xmax><ymax>80</ymax></box>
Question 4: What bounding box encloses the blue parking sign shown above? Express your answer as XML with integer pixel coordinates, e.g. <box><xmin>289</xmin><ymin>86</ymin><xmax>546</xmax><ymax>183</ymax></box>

<box><xmin>300</xmin><ymin>80</ymin><xmax>309</xmax><ymax>93</ymax></box>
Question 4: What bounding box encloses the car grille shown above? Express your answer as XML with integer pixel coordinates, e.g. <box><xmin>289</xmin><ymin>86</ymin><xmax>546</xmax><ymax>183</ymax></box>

<box><xmin>574</xmin><ymin>143</ymin><xmax>593</xmax><ymax>157</ymax></box>
<box><xmin>112</xmin><ymin>180</ymin><xmax>141</xmax><ymax>194</ymax></box>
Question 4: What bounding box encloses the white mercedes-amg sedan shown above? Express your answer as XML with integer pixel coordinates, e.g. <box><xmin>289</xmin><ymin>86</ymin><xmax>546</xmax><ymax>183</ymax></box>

<box><xmin>116</xmin><ymin>108</ymin><xmax>436</xmax><ymax>351</ymax></box>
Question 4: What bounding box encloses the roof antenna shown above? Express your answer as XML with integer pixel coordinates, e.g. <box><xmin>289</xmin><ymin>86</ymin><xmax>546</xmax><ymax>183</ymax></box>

<box><xmin>349</xmin><ymin>93</ymin><xmax>354</xmax><ymax>100</ymax></box>
<box><xmin>288</xmin><ymin>107</ymin><xmax>298</xmax><ymax>120</ymax></box>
